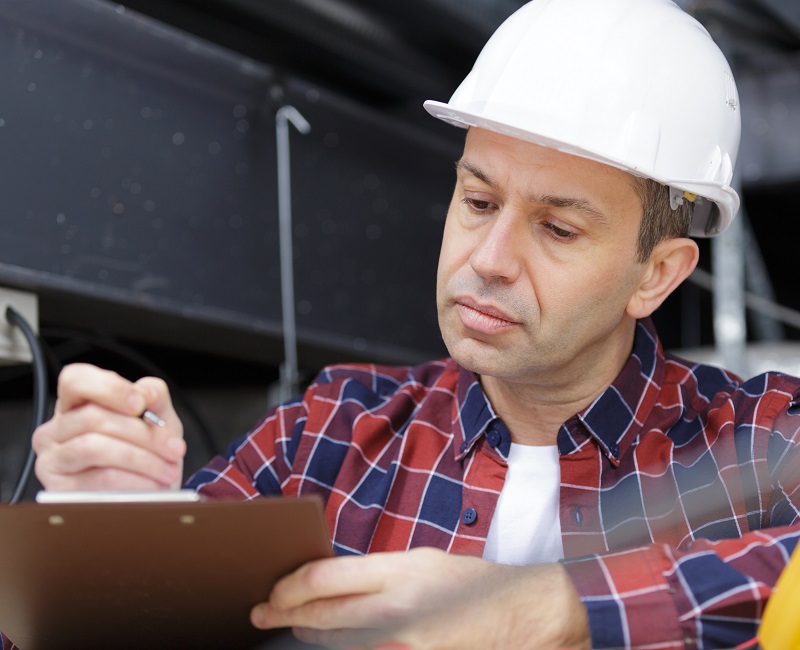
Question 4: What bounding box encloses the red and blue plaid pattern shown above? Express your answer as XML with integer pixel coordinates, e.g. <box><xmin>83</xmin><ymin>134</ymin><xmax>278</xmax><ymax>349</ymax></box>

<box><xmin>183</xmin><ymin>318</ymin><xmax>800</xmax><ymax>649</ymax></box>
<box><xmin>7</xmin><ymin>319</ymin><xmax>799</xmax><ymax>649</ymax></box>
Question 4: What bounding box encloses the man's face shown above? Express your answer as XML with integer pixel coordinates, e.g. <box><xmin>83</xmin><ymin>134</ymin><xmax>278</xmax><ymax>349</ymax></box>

<box><xmin>436</xmin><ymin>128</ymin><xmax>649</xmax><ymax>388</ymax></box>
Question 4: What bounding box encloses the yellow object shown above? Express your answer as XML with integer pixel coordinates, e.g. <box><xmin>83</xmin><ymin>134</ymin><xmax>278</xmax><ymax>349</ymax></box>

<box><xmin>760</xmin><ymin>541</ymin><xmax>800</xmax><ymax>649</ymax></box>
<box><xmin>683</xmin><ymin>191</ymin><xmax>698</xmax><ymax>202</ymax></box>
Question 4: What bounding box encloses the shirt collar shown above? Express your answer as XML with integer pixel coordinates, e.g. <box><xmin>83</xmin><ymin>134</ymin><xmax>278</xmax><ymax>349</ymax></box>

<box><xmin>450</xmin><ymin>319</ymin><xmax>665</xmax><ymax>466</ymax></box>
<box><xmin>451</xmin><ymin>362</ymin><xmax>500</xmax><ymax>461</ymax></box>
<box><xmin>562</xmin><ymin>318</ymin><xmax>665</xmax><ymax>466</ymax></box>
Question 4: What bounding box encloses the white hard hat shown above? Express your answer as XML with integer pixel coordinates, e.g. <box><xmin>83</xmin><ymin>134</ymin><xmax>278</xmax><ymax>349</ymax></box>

<box><xmin>424</xmin><ymin>0</ymin><xmax>741</xmax><ymax>237</ymax></box>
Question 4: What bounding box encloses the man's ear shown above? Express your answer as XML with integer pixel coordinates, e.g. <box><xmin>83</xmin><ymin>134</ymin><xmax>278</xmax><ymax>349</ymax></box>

<box><xmin>626</xmin><ymin>237</ymin><xmax>699</xmax><ymax>319</ymax></box>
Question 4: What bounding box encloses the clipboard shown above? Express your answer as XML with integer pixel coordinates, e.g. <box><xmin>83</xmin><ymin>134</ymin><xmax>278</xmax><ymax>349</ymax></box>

<box><xmin>0</xmin><ymin>496</ymin><xmax>333</xmax><ymax>650</ymax></box>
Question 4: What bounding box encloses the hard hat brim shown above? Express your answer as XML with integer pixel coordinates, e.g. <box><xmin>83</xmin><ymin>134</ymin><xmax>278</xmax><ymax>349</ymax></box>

<box><xmin>423</xmin><ymin>99</ymin><xmax>738</xmax><ymax>237</ymax></box>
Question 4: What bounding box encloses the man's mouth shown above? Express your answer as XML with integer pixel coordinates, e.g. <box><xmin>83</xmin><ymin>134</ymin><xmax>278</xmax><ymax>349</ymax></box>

<box><xmin>454</xmin><ymin>297</ymin><xmax>519</xmax><ymax>333</ymax></box>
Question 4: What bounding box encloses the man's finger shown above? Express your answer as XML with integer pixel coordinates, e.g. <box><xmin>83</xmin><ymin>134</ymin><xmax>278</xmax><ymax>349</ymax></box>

<box><xmin>268</xmin><ymin>554</ymin><xmax>391</xmax><ymax>612</ymax></box>
<box><xmin>134</xmin><ymin>376</ymin><xmax>181</xmax><ymax>430</ymax></box>
<box><xmin>36</xmin><ymin>434</ymin><xmax>182</xmax><ymax>488</ymax></box>
<box><xmin>55</xmin><ymin>363</ymin><xmax>148</xmax><ymax>416</ymax></box>
<box><xmin>253</xmin><ymin>595</ymin><xmax>385</xmax><ymax>632</ymax></box>
<box><xmin>36</xmin><ymin>465</ymin><xmax>176</xmax><ymax>492</ymax></box>
<box><xmin>32</xmin><ymin>405</ymin><xmax>185</xmax><ymax>462</ymax></box>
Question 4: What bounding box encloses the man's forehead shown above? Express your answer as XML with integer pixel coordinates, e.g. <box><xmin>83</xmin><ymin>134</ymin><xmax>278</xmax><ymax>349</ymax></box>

<box><xmin>457</xmin><ymin>128</ymin><xmax>644</xmax><ymax>227</ymax></box>
<box><xmin>461</xmin><ymin>127</ymin><xmax>642</xmax><ymax>197</ymax></box>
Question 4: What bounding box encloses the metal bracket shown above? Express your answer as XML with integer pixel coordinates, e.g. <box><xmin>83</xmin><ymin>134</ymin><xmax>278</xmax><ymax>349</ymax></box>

<box><xmin>275</xmin><ymin>105</ymin><xmax>311</xmax><ymax>403</ymax></box>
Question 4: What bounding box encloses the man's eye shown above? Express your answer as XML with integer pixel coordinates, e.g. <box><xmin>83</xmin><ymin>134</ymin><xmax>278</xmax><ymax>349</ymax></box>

<box><xmin>462</xmin><ymin>197</ymin><xmax>494</xmax><ymax>211</ymax></box>
<box><xmin>543</xmin><ymin>222</ymin><xmax>577</xmax><ymax>240</ymax></box>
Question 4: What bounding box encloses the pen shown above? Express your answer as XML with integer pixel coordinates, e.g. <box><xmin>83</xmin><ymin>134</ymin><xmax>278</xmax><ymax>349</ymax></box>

<box><xmin>140</xmin><ymin>409</ymin><xmax>166</xmax><ymax>427</ymax></box>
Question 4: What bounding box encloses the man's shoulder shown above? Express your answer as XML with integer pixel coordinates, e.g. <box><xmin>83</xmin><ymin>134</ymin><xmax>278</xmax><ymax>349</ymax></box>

<box><xmin>665</xmin><ymin>350</ymin><xmax>800</xmax><ymax>397</ymax></box>
<box><xmin>739</xmin><ymin>370</ymin><xmax>800</xmax><ymax>393</ymax></box>
<box><xmin>663</xmin><ymin>351</ymin><xmax>800</xmax><ymax>429</ymax></box>
<box><xmin>309</xmin><ymin>358</ymin><xmax>459</xmax><ymax>399</ymax></box>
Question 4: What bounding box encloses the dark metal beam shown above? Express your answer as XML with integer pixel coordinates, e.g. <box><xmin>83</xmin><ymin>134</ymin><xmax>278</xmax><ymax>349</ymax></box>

<box><xmin>753</xmin><ymin>0</ymin><xmax>800</xmax><ymax>41</ymax></box>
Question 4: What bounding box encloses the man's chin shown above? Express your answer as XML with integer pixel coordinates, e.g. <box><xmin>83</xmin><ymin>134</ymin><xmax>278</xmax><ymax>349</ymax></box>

<box><xmin>446</xmin><ymin>338</ymin><xmax>515</xmax><ymax>378</ymax></box>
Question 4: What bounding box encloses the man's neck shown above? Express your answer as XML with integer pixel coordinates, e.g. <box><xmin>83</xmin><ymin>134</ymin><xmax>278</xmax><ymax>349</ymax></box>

<box><xmin>479</xmin><ymin>378</ymin><xmax>602</xmax><ymax>446</ymax></box>
<box><xmin>479</xmin><ymin>328</ymin><xmax>637</xmax><ymax>446</ymax></box>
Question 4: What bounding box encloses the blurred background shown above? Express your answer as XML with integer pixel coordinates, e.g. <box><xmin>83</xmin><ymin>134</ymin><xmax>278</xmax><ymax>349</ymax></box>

<box><xmin>0</xmin><ymin>0</ymin><xmax>798</xmax><ymax>499</ymax></box>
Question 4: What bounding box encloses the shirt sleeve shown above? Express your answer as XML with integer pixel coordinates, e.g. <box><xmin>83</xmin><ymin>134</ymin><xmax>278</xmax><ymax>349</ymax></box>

<box><xmin>563</xmin><ymin>524</ymin><xmax>800</xmax><ymax>649</ymax></box>
<box><xmin>184</xmin><ymin>387</ymin><xmax>313</xmax><ymax>499</ymax></box>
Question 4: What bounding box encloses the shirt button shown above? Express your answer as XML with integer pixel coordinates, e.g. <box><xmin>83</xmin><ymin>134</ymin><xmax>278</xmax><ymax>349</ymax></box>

<box><xmin>486</xmin><ymin>429</ymin><xmax>501</xmax><ymax>448</ymax></box>
<box><xmin>461</xmin><ymin>508</ymin><xmax>477</xmax><ymax>525</ymax></box>
<box><xmin>573</xmin><ymin>506</ymin><xmax>583</xmax><ymax>527</ymax></box>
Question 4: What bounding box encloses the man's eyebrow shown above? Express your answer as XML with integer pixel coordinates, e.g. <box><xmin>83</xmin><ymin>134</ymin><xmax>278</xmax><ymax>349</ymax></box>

<box><xmin>456</xmin><ymin>159</ymin><xmax>610</xmax><ymax>225</ymax></box>
<box><xmin>531</xmin><ymin>194</ymin><xmax>610</xmax><ymax>225</ymax></box>
<box><xmin>455</xmin><ymin>160</ymin><xmax>493</xmax><ymax>186</ymax></box>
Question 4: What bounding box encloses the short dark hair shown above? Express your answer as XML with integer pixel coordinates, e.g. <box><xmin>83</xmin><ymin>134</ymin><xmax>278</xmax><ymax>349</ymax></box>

<box><xmin>632</xmin><ymin>177</ymin><xmax>693</xmax><ymax>263</ymax></box>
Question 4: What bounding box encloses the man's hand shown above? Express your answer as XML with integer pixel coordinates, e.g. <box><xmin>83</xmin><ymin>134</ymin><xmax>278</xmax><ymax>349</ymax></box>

<box><xmin>250</xmin><ymin>548</ymin><xmax>590</xmax><ymax>650</ymax></box>
<box><xmin>33</xmin><ymin>363</ymin><xmax>186</xmax><ymax>491</ymax></box>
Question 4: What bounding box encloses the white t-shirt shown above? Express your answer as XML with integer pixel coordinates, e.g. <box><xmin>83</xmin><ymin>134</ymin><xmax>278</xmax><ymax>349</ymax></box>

<box><xmin>482</xmin><ymin>443</ymin><xmax>564</xmax><ymax>565</ymax></box>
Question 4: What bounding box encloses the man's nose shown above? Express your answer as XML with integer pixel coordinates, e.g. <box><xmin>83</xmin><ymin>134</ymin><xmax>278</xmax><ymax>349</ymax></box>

<box><xmin>468</xmin><ymin>212</ymin><xmax>523</xmax><ymax>283</ymax></box>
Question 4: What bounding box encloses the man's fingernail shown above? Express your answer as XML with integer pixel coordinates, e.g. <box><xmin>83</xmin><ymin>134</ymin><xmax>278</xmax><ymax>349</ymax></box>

<box><xmin>250</xmin><ymin>605</ymin><xmax>268</xmax><ymax>628</ymax></box>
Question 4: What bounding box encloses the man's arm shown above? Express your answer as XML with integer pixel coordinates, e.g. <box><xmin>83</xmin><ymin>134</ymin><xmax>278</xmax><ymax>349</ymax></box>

<box><xmin>249</xmin><ymin>524</ymin><xmax>800</xmax><ymax>650</ymax></box>
<box><xmin>250</xmin><ymin>548</ymin><xmax>591</xmax><ymax>650</ymax></box>
<box><xmin>184</xmin><ymin>388</ymin><xmax>313</xmax><ymax>499</ymax></box>
<box><xmin>564</xmin><ymin>524</ymin><xmax>800</xmax><ymax>649</ymax></box>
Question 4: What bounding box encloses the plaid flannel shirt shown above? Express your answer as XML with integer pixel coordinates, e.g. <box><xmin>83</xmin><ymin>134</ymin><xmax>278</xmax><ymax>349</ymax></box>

<box><xmin>181</xmin><ymin>321</ymin><xmax>800</xmax><ymax>648</ymax></box>
<box><xmin>6</xmin><ymin>319</ymin><xmax>798</xmax><ymax>650</ymax></box>
<box><xmin>190</xmin><ymin>319</ymin><xmax>798</xmax><ymax>648</ymax></box>
<box><xmin>3</xmin><ymin>321</ymin><xmax>800</xmax><ymax>649</ymax></box>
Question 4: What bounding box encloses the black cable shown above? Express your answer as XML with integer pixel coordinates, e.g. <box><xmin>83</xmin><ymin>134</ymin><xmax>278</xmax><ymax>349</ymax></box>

<box><xmin>6</xmin><ymin>306</ymin><xmax>48</xmax><ymax>504</ymax></box>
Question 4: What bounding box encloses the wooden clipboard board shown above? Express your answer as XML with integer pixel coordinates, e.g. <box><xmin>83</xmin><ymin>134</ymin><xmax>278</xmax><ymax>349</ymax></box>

<box><xmin>0</xmin><ymin>496</ymin><xmax>332</xmax><ymax>650</ymax></box>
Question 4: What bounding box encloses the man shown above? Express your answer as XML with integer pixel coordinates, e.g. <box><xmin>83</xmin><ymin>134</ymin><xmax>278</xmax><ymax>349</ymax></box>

<box><xmin>21</xmin><ymin>0</ymin><xmax>800</xmax><ymax>648</ymax></box>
